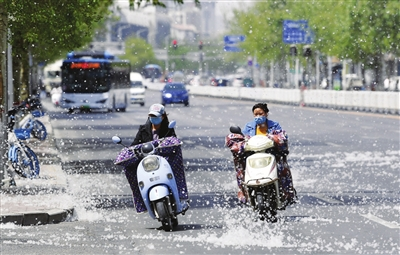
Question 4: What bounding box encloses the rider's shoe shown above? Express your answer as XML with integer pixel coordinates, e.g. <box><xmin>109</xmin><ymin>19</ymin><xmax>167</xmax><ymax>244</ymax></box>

<box><xmin>180</xmin><ymin>200</ymin><xmax>190</xmax><ymax>213</ymax></box>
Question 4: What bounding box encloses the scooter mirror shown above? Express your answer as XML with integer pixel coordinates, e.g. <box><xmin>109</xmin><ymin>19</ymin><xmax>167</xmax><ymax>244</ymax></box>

<box><xmin>168</xmin><ymin>120</ymin><xmax>176</xmax><ymax>129</ymax></box>
<box><xmin>112</xmin><ymin>136</ymin><xmax>122</xmax><ymax>144</ymax></box>
<box><xmin>230</xmin><ymin>126</ymin><xmax>242</xmax><ymax>134</ymax></box>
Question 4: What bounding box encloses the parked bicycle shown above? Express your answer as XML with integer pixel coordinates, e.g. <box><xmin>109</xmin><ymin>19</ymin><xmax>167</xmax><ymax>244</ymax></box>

<box><xmin>17</xmin><ymin>97</ymin><xmax>47</xmax><ymax>141</ymax></box>
<box><xmin>6</xmin><ymin>106</ymin><xmax>40</xmax><ymax>178</ymax></box>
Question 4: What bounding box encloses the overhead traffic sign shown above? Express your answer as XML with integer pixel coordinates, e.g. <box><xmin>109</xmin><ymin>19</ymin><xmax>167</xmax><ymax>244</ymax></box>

<box><xmin>224</xmin><ymin>45</ymin><xmax>242</xmax><ymax>52</ymax></box>
<box><xmin>224</xmin><ymin>35</ymin><xmax>245</xmax><ymax>44</ymax></box>
<box><xmin>224</xmin><ymin>35</ymin><xmax>245</xmax><ymax>52</ymax></box>
<box><xmin>283</xmin><ymin>20</ymin><xmax>314</xmax><ymax>44</ymax></box>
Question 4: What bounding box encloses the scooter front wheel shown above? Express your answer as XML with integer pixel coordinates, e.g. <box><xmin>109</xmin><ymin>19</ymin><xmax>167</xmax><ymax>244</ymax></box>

<box><xmin>155</xmin><ymin>201</ymin><xmax>173</xmax><ymax>231</ymax></box>
<box><xmin>256</xmin><ymin>188</ymin><xmax>277</xmax><ymax>223</ymax></box>
<box><xmin>256</xmin><ymin>193</ymin><xmax>267</xmax><ymax>218</ymax></box>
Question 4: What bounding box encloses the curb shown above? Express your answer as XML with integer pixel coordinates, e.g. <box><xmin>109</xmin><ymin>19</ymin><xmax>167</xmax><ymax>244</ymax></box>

<box><xmin>0</xmin><ymin>208</ymin><xmax>74</xmax><ymax>226</ymax></box>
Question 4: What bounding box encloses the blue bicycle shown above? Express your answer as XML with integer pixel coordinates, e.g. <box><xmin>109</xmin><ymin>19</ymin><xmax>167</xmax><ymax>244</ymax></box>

<box><xmin>19</xmin><ymin>109</ymin><xmax>47</xmax><ymax>141</ymax></box>
<box><xmin>18</xmin><ymin>98</ymin><xmax>47</xmax><ymax>141</ymax></box>
<box><xmin>7</xmin><ymin>107</ymin><xmax>40</xmax><ymax>178</ymax></box>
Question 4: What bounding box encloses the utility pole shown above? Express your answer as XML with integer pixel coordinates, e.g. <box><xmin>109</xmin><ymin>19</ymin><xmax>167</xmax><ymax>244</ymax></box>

<box><xmin>164</xmin><ymin>36</ymin><xmax>169</xmax><ymax>77</ymax></box>
<box><xmin>0</xmin><ymin>34</ymin><xmax>6</xmax><ymax>186</ymax></box>
<box><xmin>198</xmin><ymin>41</ymin><xmax>203</xmax><ymax>76</ymax></box>
<box><xmin>290</xmin><ymin>44</ymin><xmax>298</xmax><ymax>88</ymax></box>
<box><xmin>316</xmin><ymin>51</ymin><xmax>320</xmax><ymax>89</ymax></box>
<box><xmin>1</xmin><ymin>26</ymin><xmax>12</xmax><ymax>187</ymax></box>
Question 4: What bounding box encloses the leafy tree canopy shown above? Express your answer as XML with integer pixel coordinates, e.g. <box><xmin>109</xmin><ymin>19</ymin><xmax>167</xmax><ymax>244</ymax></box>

<box><xmin>129</xmin><ymin>0</ymin><xmax>200</xmax><ymax>9</ymax></box>
<box><xmin>120</xmin><ymin>36</ymin><xmax>162</xmax><ymax>72</ymax></box>
<box><xmin>231</xmin><ymin>0</ymin><xmax>399</xmax><ymax>67</ymax></box>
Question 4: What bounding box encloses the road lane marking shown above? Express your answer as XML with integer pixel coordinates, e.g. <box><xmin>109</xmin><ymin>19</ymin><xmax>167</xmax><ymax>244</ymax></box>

<box><xmin>326</xmin><ymin>142</ymin><xmax>341</xmax><ymax>147</ymax></box>
<box><xmin>312</xmin><ymin>194</ymin><xmax>344</xmax><ymax>205</ymax></box>
<box><xmin>360</xmin><ymin>213</ymin><xmax>400</xmax><ymax>229</ymax></box>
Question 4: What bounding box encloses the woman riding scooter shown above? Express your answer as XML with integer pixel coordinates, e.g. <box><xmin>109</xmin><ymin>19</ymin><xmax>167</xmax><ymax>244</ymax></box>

<box><xmin>124</xmin><ymin>103</ymin><xmax>189</xmax><ymax>213</ymax></box>
<box><xmin>225</xmin><ymin>102</ymin><xmax>297</xmax><ymax>207</ymax></box>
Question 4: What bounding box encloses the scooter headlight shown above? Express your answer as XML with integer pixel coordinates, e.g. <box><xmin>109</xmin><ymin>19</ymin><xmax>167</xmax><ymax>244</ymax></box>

<box><xmin>142</xmin><ymin>156</ymin><xmax>160</xmax><ymax>172</ymax></box>
<box><xmin>248</xmin><ymin>157</ymin><xmax>271</xmax><ymax>169</ymax></box>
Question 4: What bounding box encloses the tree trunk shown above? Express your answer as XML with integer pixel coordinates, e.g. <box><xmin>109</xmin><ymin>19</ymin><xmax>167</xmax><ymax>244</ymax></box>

<box><xmin>0</xmin><ymin>3</ymin><xmax>9</xmax><ymax>183</ymax></box>
<box><xmin>373</xmin><ymin>53</ymin><xmax>383</xmax><ymax>91</ymax></box>
<box><xmin>11</xmin><ymin>33</ymin><xmax>28</xmax><ymax>104</ymax></box>
<box><xmin>361</xmin><ymin>63</ymin><xmax>366</xmax><ymax>87</ymax></box>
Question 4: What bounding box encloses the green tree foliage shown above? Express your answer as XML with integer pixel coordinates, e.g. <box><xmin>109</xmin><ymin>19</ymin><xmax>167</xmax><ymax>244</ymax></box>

<box><xmin>231</xmin><ymin>0</ymin><xmax>399</xmax><ymax>83</ymax></box>
<box><xmin>120</xmin><ymin>36</ymin><xmax>162</xmax><ymax>72</ymax></box>
<box><xmin>347</xmin><ymin>0</ymin><xmax>400</xmax><ymax>61</ymax></box>
<box><xmin>346</xmin><ymin>0</ymin><xmax>400</xmax><ymax>82</ymax></box>
<box><xmin>231</xmin><ymin>1</ymin><xmax>350</xmax><ymax>63</ymax></box>
<box><xmin>129</xmin><ymin>0</ymin><xmax>200</xmax><ymax>9</ymax></box>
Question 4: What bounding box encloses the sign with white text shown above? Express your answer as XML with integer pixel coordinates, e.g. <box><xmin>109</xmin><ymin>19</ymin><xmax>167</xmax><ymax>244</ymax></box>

<box><xmin>224</xmin><ymin>35</ymin><xmax>245</xmax><ymax>52</ymax></box>
<box><xmin>283</xmin><ymin>20</ymin><xmax>314</xmax><ymax>44</ymax></box>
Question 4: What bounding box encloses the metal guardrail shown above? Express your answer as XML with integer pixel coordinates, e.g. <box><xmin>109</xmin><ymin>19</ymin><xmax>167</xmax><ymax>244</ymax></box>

<box><xmin>144</xmin><ymin>80</ymin><xmax>399</xmax><ymax>115</ymax></box>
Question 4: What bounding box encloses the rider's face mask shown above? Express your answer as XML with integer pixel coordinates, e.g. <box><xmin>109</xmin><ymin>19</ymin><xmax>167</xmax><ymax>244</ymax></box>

<box><xmin>254</xmin><ymin>115</ymin><xmax>266</xmax><ymax>125</ymax></box>
<box><xmin>149</xmin><ymin>116</ymin><xmax>162</xmax><ymax>125</ymax></box>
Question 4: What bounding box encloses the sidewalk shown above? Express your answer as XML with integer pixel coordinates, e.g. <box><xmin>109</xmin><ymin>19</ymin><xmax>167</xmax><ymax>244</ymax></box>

<box><xmin>0</xmin><ymin>114</ymin><xmax>75</xmax><ymax>226</ymax></box>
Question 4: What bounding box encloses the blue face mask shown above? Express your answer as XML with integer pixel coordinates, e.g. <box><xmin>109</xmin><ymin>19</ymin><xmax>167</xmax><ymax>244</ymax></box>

<box><xmin>149</xmin><ymin>116</ymin><xmax>162</xmax><ymax>125</ymax></box>
<box><xmin>254</xmin><ymin>116</ymin><xmax>266</xmax><ymax>125</ymax></box>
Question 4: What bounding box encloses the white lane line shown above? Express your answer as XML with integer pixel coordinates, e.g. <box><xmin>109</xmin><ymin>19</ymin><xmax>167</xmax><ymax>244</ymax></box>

<box><xmin>360</xmin><ymin>213</ymin><xmax>400</xmax><ymax>229</ymax></box>
<box><xmin>312</xmin><ymin>194</ymin><xmax>344</xmax><ymax>205</ymax></box>
<box><xmin>326</xmin><ymin>142</ymin><xmax>341</xmax><ymax>147</ymax></box>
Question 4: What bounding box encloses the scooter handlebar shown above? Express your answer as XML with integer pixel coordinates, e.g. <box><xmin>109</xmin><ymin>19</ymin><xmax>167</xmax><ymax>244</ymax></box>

<box><xmin>115</xmin><ymin>136</ymin><xmax>182</xmax><ymax>167</ymax></box>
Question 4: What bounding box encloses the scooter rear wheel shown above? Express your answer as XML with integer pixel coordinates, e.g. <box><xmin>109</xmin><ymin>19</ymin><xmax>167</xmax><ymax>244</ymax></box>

<box><xmin>156</xmin><ymin>201</ymin><xmax>173</xmax><ymax>231</ymax></box>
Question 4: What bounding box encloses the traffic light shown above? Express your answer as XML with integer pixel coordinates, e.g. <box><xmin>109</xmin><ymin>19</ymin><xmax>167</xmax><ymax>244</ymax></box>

<box><xmin>199</xmin><ymin>41</ymin><xmax>203</xmax><ymax>50</ymax></box>
<box><xmin>172</xmin><ymin>39</ymin><xmax>178</xmax><ymax>49</ymax></box>
<box><xmin>303</xmin><ymin>45</ymin><xmax>312</xmax><ymax>57</ymax></box>
<box><xmin>290</xmin><ymin>44</ymin><xmax>297</xmax><ymax>56</ymax></box>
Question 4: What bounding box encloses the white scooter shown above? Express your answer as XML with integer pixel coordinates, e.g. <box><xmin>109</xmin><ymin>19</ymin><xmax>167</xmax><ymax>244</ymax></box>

<box><xmin>113</xmin><ymin>121</ymin><xmax>189</xmax><ymax>231</ymax></box>
<box><xmin>230</xmin><ymin>126</ymin><xmax>283</xmax><ymax>222</ymax></box>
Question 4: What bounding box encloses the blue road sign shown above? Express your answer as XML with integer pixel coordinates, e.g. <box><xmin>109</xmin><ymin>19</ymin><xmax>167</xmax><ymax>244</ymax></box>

<box><xmin>224</xmin><ymin>45</ymin><xmax>242</xmax><ymax>52</ymax></box>
<box><xmin>224</xmin><ymin>35</ymin><xmax>245</xmax><ymax>44</ymax></box>
<box><xmin>224</xmin><ymin>35</ymin><xmax>245</xmax><ymax>52</ymax></box>
<box><xmin>283</xmin><ymin>20</ymin><xmax>314</xmax><ymax>44</ymax></box>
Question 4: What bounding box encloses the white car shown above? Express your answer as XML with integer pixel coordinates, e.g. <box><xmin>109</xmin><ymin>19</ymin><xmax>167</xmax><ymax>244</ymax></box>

<box><xmin>130</xmin><ymin>72</ymin><xmax>146</xmax><ymax>106</ymax></box>
<box><xmin>232</xmin><ymin>77</ymin><xmax>243</xmax><ymax>87</ymax></box>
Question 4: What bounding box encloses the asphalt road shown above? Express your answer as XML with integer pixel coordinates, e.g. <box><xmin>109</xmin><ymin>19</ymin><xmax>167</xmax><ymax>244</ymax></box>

<box><xmin>1</xmin><ymin>89</ymin><xmax>399</xmax><ymax>255</ymax></box>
